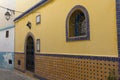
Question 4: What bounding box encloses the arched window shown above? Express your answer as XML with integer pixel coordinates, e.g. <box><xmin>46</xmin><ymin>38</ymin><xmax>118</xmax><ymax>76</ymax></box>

<box><xmin>66</xmin><ymin>5</ymin><xmax>90</xmax><ymax>41</ymax></box>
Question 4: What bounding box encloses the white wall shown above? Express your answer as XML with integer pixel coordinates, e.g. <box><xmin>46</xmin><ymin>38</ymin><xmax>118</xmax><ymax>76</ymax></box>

<box><xmin>0</xmin><ymin>0</ymin><xmax>15</xmax><ymax>28</ymax></box>
<box><xmin>0</xmin><ymin>27</ymin><xmax>14</xmax><ymax>52</ymax></box>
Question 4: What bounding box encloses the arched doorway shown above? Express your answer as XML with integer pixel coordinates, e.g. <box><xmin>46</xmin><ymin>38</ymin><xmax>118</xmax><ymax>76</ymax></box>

<box><xmin>26</xmin><ymin>36</ymin><xmax>35</xmax><ymax>72</ymax></box>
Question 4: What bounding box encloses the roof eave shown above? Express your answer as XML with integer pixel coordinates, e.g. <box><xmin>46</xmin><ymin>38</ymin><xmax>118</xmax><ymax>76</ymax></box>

<box><xmin>14</xmin><ymin>0</ymin><xmax>49</xmax><ymax>22</ymax></box>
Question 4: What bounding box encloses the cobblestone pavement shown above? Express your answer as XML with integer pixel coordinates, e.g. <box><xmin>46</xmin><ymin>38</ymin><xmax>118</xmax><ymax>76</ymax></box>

<box><xmin>0</xmin><ymin>69</ymin><xmax>38</xmax><ymax>80</ymax></box>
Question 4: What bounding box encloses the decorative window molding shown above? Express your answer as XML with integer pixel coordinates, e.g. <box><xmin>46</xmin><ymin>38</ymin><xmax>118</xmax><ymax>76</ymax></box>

<box><xmin>66</xmin><ymin>5</ymin><xmax>90</xmax><ymax>41</ymax></box>
<box><xmin>36</xmin><ymin>15</ymin><xmax>41</xmax><ymax>24</ymax></box>
<box><xmin>36</xmin><ymin>39</ymin><xmax>40</xmax><ymax>52</ymax></box>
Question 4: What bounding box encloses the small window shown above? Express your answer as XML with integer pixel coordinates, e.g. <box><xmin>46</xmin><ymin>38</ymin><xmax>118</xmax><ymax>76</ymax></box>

<box><xmin>66</xmin><ymin>5</ymin><xmax>90</xmax><ymax>41</ymax></box>
<box><xmin>36</xmin><ymin>15</ymin><xmax>41</xmax><ymax>24</ymax></box>
<box><xmin>6</xmin><ymin>31</ymin><xmax>9</xmax><ymax>38</ymax></box>
<box><xmin>18</xmin><ymin>60</ymin><xmax>21</xmax><ymax>65</ymax></box>
<box><xmin>36</xmin><ymin>39</ymin><xmax>40</xmax><ymax>52</ymax></box>
<box><xmin>8</xmin><ymin>59</ymin><xmax>12</xmax><ymax>64</ymax></box>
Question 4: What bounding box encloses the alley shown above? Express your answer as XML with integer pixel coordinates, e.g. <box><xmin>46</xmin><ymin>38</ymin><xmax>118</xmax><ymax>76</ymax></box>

<box><xmin>0</xmin><ymin>69</ymin><xmax>38</xmax><ymax>80</ymax></box>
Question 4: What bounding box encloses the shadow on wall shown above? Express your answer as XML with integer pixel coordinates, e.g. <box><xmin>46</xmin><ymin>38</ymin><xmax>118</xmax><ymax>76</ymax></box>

<box><xmin>0</xmin><ymin>52</ymin><xmax>14</xmax><ymax>70</ymax></box>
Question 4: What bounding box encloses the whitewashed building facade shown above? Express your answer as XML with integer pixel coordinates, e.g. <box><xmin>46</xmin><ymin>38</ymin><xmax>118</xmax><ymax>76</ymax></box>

<box><xmin>0</xmin><ymin>26</ymin><xmax>14</xmax><ymax>69</ymax></box>
<box><xmin>0</xmin><ymin>0</ymin><xmax>15</xmax><ymax>70</ymax></box>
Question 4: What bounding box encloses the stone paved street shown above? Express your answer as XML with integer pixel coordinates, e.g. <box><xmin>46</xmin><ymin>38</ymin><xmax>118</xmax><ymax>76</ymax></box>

<box><xmin>0</xmin><ymin>69</ymin><xmax>38</xmax><ymax>80</ymax></box>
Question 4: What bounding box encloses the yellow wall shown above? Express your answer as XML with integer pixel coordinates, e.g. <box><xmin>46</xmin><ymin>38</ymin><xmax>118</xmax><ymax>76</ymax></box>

<box><xmin>15</xmin><ymin>0</ymin><xmax>118</xmax><ymax>57</ymax></box>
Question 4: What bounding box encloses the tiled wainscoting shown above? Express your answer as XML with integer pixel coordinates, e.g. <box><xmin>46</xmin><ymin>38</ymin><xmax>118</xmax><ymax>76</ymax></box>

<box><xmin>14</xmin><ymin>52</ymin><xmax>120</xmax><ymax>80</ymax></box>
<box><xmin>35</xmin><ymin>54</ymin><xmax>119</xmax><ymax>80</ymax></box>
<box><xmin>14</xmin><ymin>53</ymin><xmax>25</xmax><ymax>72</ymax></box>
